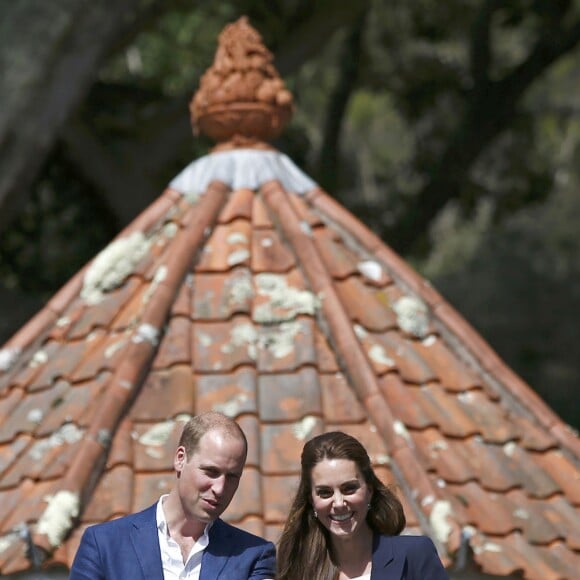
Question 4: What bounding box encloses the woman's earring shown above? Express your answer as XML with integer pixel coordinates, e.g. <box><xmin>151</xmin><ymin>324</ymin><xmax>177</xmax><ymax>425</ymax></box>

<box><xmin>313</xmin><ymin>510</ymin><xmax>318</xmax><ymax>518</ymax></box>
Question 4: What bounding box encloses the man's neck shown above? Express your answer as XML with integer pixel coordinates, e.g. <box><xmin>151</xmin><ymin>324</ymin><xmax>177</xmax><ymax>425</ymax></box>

<box><xmin>162</xmin><ymin>491</ymin><xmax>208</xmax><ymax>542</ymax></box>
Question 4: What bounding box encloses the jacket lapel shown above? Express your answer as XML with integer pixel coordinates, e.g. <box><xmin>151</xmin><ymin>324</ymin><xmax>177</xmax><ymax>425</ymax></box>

<box><xmin>200</xmin><ymin>519</ymin><xmax>231</xmax><ymax>580</ymax></box>
<box><xmin>129</xmin><ymin>504</ymin><xmax>164</xmax><ymax>580</ymax></box>
<box><xmin>371</xmin><ymin>535</ymin><xmax>405</xmax><ymax>579</ymax></box>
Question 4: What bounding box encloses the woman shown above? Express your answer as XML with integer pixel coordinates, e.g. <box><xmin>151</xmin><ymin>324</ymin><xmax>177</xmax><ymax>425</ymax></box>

<box><xmin>277</xmin><ymin>431</ymin><xmax>449</xmax><ymax>580</ymax></box>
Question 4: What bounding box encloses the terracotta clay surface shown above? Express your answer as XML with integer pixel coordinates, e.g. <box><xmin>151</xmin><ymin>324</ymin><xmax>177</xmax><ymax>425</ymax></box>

<box><xmin>190</xmin><ymin>17</ymin><xmax>293</xmax><ymax>148</ymax></box>
<box><xmin>0</xmin><ymin>16</ymin><xmax>578</xmax><ymax>580</ymax></box>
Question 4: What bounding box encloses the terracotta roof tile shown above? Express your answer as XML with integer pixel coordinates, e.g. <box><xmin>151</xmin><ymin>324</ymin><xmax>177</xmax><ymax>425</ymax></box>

<box><xmin>251</xmin><ymin>194</ymin><xmax>274</xmax><ymax>228</ymax></box>
<box><xmin>251</xmin><ymin>228</ymin><xmax>297</xmax><ymax>272</ymax></box>
<box><xmin>258</xmin><ymin>369</ymin><xmax>322</xmax><ymax>422</ymax></box>
<box><xmin>82</xmin><ymin>465</ymin><xmax>134</xmax><ymax>521</ymax></box>
<box><xmin>320</xmin><ymin>373</ymin><xmax>368</xmax><ymax>423</ymax></box>
<box><xmin>219</xmin><ymin>187</ymin><xmax>254</xmax><ymax>223</ymax></box>
<box><xmin>0</xmin><ymin>19</ymin><xmax>578</xmax><ymax>578</ymax></box>
<box><xmin>196</xmin><ymin>368</ymin><xmax>257</xmax><ymax>417</ymax></box>
<box><xmin>312</xmin><ymin>229</ymin><xmax>361</xmax><ymax>279</ymax></box>
<box><xmin>226</xmin><ymin>466</ymin><xmax>263</xmax><ymax>521</ymax></box>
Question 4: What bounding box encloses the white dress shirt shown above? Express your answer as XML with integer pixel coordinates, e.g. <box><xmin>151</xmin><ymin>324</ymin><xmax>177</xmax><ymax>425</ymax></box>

<box><xmin>156</xmin><ymin>496</ymin><xmax>211</xmax><ymax>580</ymax></box>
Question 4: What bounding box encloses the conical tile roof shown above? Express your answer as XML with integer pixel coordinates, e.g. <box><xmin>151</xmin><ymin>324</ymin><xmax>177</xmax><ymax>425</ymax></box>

<box><xmin>0</xmin><ymin>17</ymin><xmax>578</xmax><ymax>580</ymax></box>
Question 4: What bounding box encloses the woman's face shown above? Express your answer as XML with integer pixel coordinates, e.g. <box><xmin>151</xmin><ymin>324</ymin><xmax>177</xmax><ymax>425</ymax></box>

<box><xmin>310</xmin><ymin>457</ymin><xmax>372</xmax><ymax>541</ymax></box>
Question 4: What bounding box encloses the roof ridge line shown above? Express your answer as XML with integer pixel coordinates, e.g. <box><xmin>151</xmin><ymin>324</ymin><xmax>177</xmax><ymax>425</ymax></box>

<box><xmin>29</xmin><ymin>181</ymin><xmax>231</xmax><ymax>554</ymax></box>
<box><xmin>305</xmin><ymin>187</ymin><xmax>579</xmax><ymax>459</ymax></box>
<box><xmin>261</xmin><ymin>179</ymin><xmax>460</xmax><ymax>557</ymax></box>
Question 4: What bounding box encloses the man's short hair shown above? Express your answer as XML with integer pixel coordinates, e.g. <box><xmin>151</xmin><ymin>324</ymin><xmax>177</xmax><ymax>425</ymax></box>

<box><xmin>178</xmin><ymin>411</ymin><xmax>248</xmax><ymax>457</ymax></box>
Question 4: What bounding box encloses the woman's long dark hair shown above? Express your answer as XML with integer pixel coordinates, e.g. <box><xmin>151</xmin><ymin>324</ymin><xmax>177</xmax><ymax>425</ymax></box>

<box><xmin>276</xmin><ymin>431</ymin><xmax>406</xmax><ymax>580</ymax></box>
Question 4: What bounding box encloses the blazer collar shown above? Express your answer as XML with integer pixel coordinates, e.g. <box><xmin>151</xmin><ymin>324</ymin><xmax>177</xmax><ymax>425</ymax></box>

<box><xmin>371</xmin><ymin>534</ymin><xmax>405</xmax><ymax>580</ymax></box>
<box><xmin>200</xmin><ymin>519</ymin><xmax>232</xmax><ymax>580</ymax></box>
<box><xmin>129</xmin><ymin>504</ymin><xmax>164</xmax><ymax>579</ymax></box>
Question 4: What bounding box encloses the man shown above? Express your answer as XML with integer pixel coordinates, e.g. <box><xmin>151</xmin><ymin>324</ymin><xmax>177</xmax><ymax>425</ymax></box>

<box><xmin>70</xmin><ymin>412</ymin><xmax>275</xmax><ymax>579</ymax></box>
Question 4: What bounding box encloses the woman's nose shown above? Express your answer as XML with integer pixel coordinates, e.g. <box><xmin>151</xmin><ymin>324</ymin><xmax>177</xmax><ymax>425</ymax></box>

<box><xmin>333</xmin><ymin>491</ymin><xmax>345</xmax><ymax>506</ymax></box>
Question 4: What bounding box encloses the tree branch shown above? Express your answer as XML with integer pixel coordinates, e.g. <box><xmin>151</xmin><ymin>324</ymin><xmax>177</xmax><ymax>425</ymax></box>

<box><xmin>316</xmin><ymin>11</ymin><xmax>367</xmax><ymax>192</ymax></box>
<box><xmin>274</xmin><ymin>0</ymin><xmax>369</xmax><ymax>75</ymax></box>
<box><xmin>469</xmin><ymin>0</ymin><xmax>502</xmax><ymax>90</ymax></box>
<box><xmin>0</xmin><ymin>0</ymin><xmax>147</xmax><ymax>234</ymax></box>
<box><xmin>386</xmin><ymin>11</ymin><xmax>580</xmax><ymax>256</ymax></box>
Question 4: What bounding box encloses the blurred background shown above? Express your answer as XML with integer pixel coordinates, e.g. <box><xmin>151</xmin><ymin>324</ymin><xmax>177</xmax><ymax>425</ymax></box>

<box><xmin>1</xmin><ymin>0</ymin><xmax>578</xmax><ymax>428</ymax></box>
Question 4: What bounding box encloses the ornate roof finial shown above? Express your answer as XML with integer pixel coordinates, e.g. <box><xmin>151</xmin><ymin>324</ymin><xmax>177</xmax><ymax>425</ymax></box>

<box><xmin>190</xmin><ymin>16</ymin><xmax>294</xmax><ymax>150</ymax></box>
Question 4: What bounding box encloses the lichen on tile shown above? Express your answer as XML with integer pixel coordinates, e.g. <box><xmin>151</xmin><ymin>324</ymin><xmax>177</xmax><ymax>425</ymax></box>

<box><xmin>0</xmin><ymin>347</ymin><xmax>21</xmax><ymax>372</ymax></box>
<box><xmin>36</xmin><ymin>490</ymin><xmax>80</xmax><ymax>547</ymax></box>
<box><xmin>81</xmin><ymin>232</ymin><xmax>151</xmax><ymax>304</ymax></box>
<box><xmin>254</xmin><ymin>273</ymin><xmax>320</xmax><ymax>323</ymax></box>
<box><xmin>393</xmin><ymin>295</ymin><xmax>429</xmax><ymax>338</ymax></box>
<box><xmin>293</xmin><ymin>415</ymin><xmax>318</xmax><ymax>440</ymax></box>
<box><xmin>429</xmin><ymin>499</ymin><xmax>453</xmax><ymax>544</ymax></box>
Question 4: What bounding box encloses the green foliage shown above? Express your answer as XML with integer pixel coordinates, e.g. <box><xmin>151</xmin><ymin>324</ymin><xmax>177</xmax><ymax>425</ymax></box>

<box><xmin>0</xmin><ymin>146</ymin><xmax>116</xmax><ymax>294</ymax></box>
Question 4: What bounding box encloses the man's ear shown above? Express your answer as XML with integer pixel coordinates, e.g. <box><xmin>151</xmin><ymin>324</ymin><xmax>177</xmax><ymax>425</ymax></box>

<box><xmin>174</xmin><ymin>446</ymin><xmax>187</xmax><ymax>473</ymax></box>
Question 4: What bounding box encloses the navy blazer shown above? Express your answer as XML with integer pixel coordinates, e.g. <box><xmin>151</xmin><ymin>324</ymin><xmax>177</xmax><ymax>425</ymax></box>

<box><xmin>69</xmin><ymin>503</ymin><xmax>276</xmax><ymax>579</ymax></box>
<box><xmin>371</xmin><ymin>534</ymin><xmax>449</xmax><ymax>579</ymax></box>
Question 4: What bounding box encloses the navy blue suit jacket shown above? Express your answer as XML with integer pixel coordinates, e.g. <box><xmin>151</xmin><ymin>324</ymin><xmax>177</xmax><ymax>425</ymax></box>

<box><xmin>371</xmin><ymin>534</ymin><xmax>449</xmax><ymax>579</ymax></box>
<box><xmin>69</xmin><ymin>503</ymin><xmax>276</xmax><ymax>579</ymax></box>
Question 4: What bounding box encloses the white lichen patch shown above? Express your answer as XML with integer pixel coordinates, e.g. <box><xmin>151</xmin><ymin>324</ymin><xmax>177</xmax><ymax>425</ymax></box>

<box><xmin>513</xmin><ymin>508</ymin><xmax>530</xmax><ymax>520</ymax></box>
<box><xmin>36</xmin><ymin>490</ymin><xmax>80</xmax><ymax>547</ymax></box>
<box><xmin>353</xmin><ymin>324</ymin><xmax>368</xmax><ymax>339</ymax></box>
<box><xmin>223</xmin><ymin>323</ymin><xmax>259</xmax><ymax>360</ymax></box>
<box><xmin>422</xmin><ymin>335</ymin><xmax>437</xmax><ymax>347</ymax></box>
<box><xmin>197</xmin><ymin>331</ymin><xmax>213</xmax><ymax>347</ymax></box>
<box><xmin>457</xmin><ymin>391</ymin><xmax>474</xmax><ymax>403</ymax></box>
<box><xmin>228</xmin><ymin>273</ymin><xmax>254</xmax><ymax>306</ymax></box>
<box><xmin>0</xmin><ymin>532</ymin><xmax>19</xmax><ymax>554</ymax></box>
<box><xmin>0</xmin><ymin>347</ymin><xmax>21</xmax><ymax>372</ymax></box>
<box><xmin>138</xmin><ymin>420</ymin><xmax>175</xmax><ymax>447</ymax></box>
<box><xmin>368</xmin><ymin>344</ymin><xmax>395</xmax><ymax>367</ymax></box>
<box><xmin>143</xmin><ymin>265</ymin><xmax>168</xmax><ymax>304</ymax></box>
<box><xmin>503</xmin><ymin>441</ymin><xmax>517</xmax><ymax>457</ymax></box>
<box><xmin>184</xmin><ymin>190</ymin><xmax>202</xmax><ymax>205</ymax></box>
<box><xmin>299</xmin><ymin>221</ymin><xmax>313</xmax><ymax>236</ymax></box>
<box><xmin>258</xmin><ymin>321</ymin><xmax>302</xmax><ymax>359</ymax></box>
<box><xmin>421</xmin><ymin>494</ymin><xmax>435</xmax><ymax>507</ymax></box>
<box><xmin>104</xmin><ymin>338</ymin><xmax>127</xmax><ymax>359</ymax></box>
<box><xmin>227</xmin><ymin>249</ymin><xmax>250</xmax><ymax>266</ymax></box>
<box><xmin>393</xmin><ymin>296</ymin><xmax>430</xmax><ymax>338</ymax></box>
<box><xmin>56</xmin><ymin>316</ymin><xmax>70</xmax><ymax>328</ymax></box>
<box><xmin>393</xmin><ymin>420</ymin><xmax>412</xmax><ymax>443</ymax></box>
<box><xmin>86</xmin><ymin>331</ymin><xmax>100</xmax><ymax>342</ymax></box>
<box><xmin>430</xmin><ymin>500</ymin><xmax>453</xmax><ymax>544</ymax></box>
<box><xmin>145</xmin><ymin>447</ymin><xmax>164</xmax><ymax>459</ymax></box>
<box><xmin>163</xmin><ymin>222</ymin><xmax>179</xmax><ymax>238</ymax></box>
<box><xmin>473</xmin><ymin>542</ymin><xmax>502</xmax><ymax>555</ymax></box>
<box><xmin>28</xmin><ymin>424</ymin><xmax>84</xmax><ymax>461</ymax></box>
<box><xmin>374</xmin><ymin>453</ymin><xmax>391</xmax><ymax>465</ymax></box>
<box><xmin>429</xmin><ymin>439</ymin><xmax>449</xmax><ymax>452</ymax></box>
<box><xmin>227</xmin><ymin>232</ymin><xmax>249</xmax><ymax>245</ymax></box>
<box><xmin>132</xmin><ymin>324</ymin><xmax>159</xmax><ymax>346</ymax></box>
<box><xmin>27</xmin><ymin>408</ymin><xmax>44</xmax><ymax>424</ymax></box>
<box><xmin>254</xmin><ymin>274</ymin><xmax>320</xmax><ymax>323</ymax></box>
<box><xmin>462</xmin><ymin>525</ymin><xmax>476</xmax><ymax>539</ymax></box>
<box><xmin>214</xmin><ymin>393</ymin><xmax>250</xmax><ymax>417</ymax></box>
<box><xmin>357</xmin><ymin>260</ymin><xmax>384</xmax><ymax>282</ymax></box>
<box><xmin>81</xmin><ymin>232</ymin><xmax>151</xmax><ymax>304</ymax></box>
<box><xmin>29</xmin><ymin>350</ymin><xmax>48</xmax><ymax>368</ymax></box>
<box><xmin>260</xmin><ymin>237</ymin><xmax>273</xmax><ymax>247</ymax></box>
<box><xmin>293</xmin><ymin>416</ymin><xmax>318</xmax><ymax>440</ymax></box>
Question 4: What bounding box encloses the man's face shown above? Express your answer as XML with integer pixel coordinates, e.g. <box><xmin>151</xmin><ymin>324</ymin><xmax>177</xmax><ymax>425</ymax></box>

<box><xmin>174</xmin><ymin>429</ymin><xmax>246</xmax><ymax>524</ymax></box>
